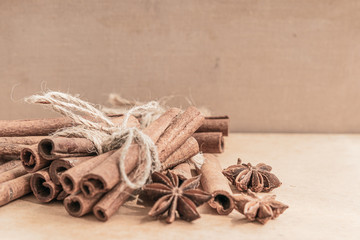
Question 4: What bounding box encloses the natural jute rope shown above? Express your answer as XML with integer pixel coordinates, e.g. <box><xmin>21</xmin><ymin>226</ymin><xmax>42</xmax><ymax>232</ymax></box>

<box><xmin>25</xmin><ymin>91</ymin><xmax>161</xmax><ymax>189</ymax></box>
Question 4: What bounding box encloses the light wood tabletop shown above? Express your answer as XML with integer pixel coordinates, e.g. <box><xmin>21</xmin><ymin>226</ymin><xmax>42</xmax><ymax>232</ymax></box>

<box><xmin>0</xmin><ymin>133</ymin><xmax>359</xmax><ymax>240</ymax></box>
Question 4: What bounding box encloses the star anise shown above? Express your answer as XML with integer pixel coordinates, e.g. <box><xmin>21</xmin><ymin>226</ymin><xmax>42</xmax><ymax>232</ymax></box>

<box><xmin>233</xmin><ymin>191</ymin><xmax>288</xmax><ymax>224</ymax></box>
<box><xmin>141</xmin><ymin>171</ymin><xmax>212</xmax><ymax>223</ymax></box>
<box><xmin>222</xmin><ymin>158</ymin><xmax>281</xmax><ymax>192</ymax></box>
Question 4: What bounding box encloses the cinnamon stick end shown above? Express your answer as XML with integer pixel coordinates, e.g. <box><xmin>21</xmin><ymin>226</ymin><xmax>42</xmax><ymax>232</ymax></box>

<box><xmin>64</xmin><ymin>196</ymin><xmax>84</xmax><ymax>217</ymax></box>
<box><xmin>38</xmin><ymin>138</ymin><xmax>55</xmax><ymax>160</ymax></box>
<box><xmin>93</xmin><ymin>206</ymin><xmax>109</xmax><ymax>222</ymax></box>
<box><xmin>209</xmin><ymin>190</ymin><xmax>235</xmax><ymax>215</ymax></box>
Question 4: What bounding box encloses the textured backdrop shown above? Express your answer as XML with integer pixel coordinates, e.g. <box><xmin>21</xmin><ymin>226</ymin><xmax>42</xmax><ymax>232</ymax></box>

<box><xmin>1</xmin><ymin>0</ymin><xmax>359</xmax><ymax>133</ymax></box>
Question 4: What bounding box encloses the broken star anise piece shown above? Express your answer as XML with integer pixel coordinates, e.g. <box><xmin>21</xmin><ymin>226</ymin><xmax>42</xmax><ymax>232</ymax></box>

<box><xmin>233</xmin><ymin>191</ymin><xmax>288</xmax><ymax>224</ymax></box>
<box><xmin>141</xmin><ymin>171</ymin><xmax>212</xmax><ymax>223</ymax></box>
<box><xmin>222</xmin><ymin>158</ymin><xmax>281</xmax><ymax>192</ymax></box>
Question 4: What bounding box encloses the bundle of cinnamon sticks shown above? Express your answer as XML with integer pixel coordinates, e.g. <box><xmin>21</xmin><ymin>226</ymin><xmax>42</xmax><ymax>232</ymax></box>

<box><xmin>0</xmin><ymin>106</ymin><xmax>230</xmax><ymax>221</ymax></box>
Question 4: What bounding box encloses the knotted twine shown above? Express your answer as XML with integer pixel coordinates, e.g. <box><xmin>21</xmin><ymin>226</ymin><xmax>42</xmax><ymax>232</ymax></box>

<box><xmin>25</xmin><ymin>91</ymin><xmax>162</xmax><ymax>189</ymax></box>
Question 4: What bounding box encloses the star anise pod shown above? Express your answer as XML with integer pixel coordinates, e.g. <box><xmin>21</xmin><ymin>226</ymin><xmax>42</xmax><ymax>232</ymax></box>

<box><xmin>141</xmin><ymin>171</ymin><xmax>212</xmax><ymax>223</ymax></box>
<box><xmin>233</xmin><ymin>191</ymin><xmax>288</xmax><ymax>224</ymax></box>
<box><xmin>222</xmin><ymin>158</ymin><xmax>281</xmax><ymax>192</ymax></box>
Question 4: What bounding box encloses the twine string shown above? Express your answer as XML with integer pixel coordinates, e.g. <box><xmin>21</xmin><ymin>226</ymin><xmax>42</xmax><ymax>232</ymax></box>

<box><xmin>25</xmin><ymin>91</ymin><xmax>161</xmax><ymax>189</ymax></box>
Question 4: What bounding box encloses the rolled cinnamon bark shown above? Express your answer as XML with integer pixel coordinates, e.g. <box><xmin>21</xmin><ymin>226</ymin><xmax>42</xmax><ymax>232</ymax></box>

<box><xmin>0</xmin><ymin>165</ymin><xmax>28</xmax><ymax>183</ymax></box>
<box><xmin>196</xmin><ymin>116</ymin><xmax>229</xmax><ymax>136</ymax></box>
<box><xmin>56</xmin><ymin>190</ymin><xmax>69</xmax><ymax>201</ymax></box>
<box><xmin>39</xmin><ymin>138</ymin><xmax>96</xmax><ymax>160</ymax></box>
<box><xmin>49</xmin><ymin>157</ymin><xmax>92</xmax><ymax>185</ymax></box>
<box><xmin>80</xmin><ymin>107</ymin><xmax>203</xmax><ymax>198</ymax></box>
<box><xmin>20</xmin><ymin>145</ymin><xmax>49</xmax><ymax>173</ymax></box>
<box><xmin>59</xmin><ymin>151</ymin><xmax>114</xmax><ymax>194</ymax></box>
<box><xmin>0</xmin><ymin>143</ymin><xmax>28</xmax><ymax>156</ymax></box>
<box><xmin>0</xmin><ymin>160</ymin><xmax>22</xmax><ymax>174</ymax></box>
<box><xmin>198</xmin><ymin>154</ymin><xmax>234</xmax><ymax>215</ymax></box>
<box><xmin>0</xmin><ymin>118</ymin><xmax>75</xmax><ymax>137</ymax></box>
<box><xmin>38</xmin><ymin>115</ymin><xmax>140</xmax><ymax>161</ymax></box>
<box><xmin>156</xmin><ymin>106</ymin><xmax>205</xmax><ymax>162</ymax></box>
<box><xmin>0</xmin><ymin>136</ymin><xmax>44</xmax><ymax>145</ymax></box>
<box><xmin>63</xmin><ymin>193</ymin><xmax>103</xmax><ymax>217</ymax></box>
<box><xmin>30</xmin><ymin>168</ymin><xmax>61</xmax><ymax>203</ymax></box>
<box><xmin>0</xmin><ymin>155</ymin><xmax>19</xmax><ymax>162</ymax></box>
<box><xmin>92</xmin><ymin>137</ymin><xmax>200</xmax><ymax>221</ymax></box>
<box><xmin>0</xmin><ymin>173</ymin><xmax>32</xmax><ymax>206</ymax></box>
<box><xmin>93</xmin><ymin>137</ymin><xmax>199</xmax><ymax>221</ymax></box>
<box><xmin>79</xmin><ymin>108</ymin><xmax>182</xmax><ymax>198</ymax></box>
<box><xmin>170</xmin><ymin>162</ymin><xmax>193</xmax><ymax>181</ymax></box>
<box><xmin>0</xmin><ymin>116</ymin><xmax>138</xmax><ymax>137</ymax></box>
<box><xmin>93</xmin><ymin>179</ymin><xmax>133</xmax><ymax>221</ymax></box>
<box><xmin>161</xmin><ymin>137</ymin><xmax>199</xmax><ymax>170</ymax></box>
<box><xmin>193</xmin><ymin>132</ymin><xmax>224</xmax><ymax>153</ymax></box>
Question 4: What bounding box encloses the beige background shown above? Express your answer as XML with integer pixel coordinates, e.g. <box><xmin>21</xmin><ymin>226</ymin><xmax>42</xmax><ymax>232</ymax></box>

<box><xmin>1</xmin><ymin>0</ymin><xmax>360</xmax><ymax>133</ymax></box>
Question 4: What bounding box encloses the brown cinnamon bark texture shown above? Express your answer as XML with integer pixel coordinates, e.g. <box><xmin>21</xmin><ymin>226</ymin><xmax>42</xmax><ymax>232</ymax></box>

<box><xmin>0</xmin><ymin>136</ymin><xmax>44</xmax><ymax>145</ymax></box>
<box><xmin>0</xmin><ymin>165</ymin><xmax>28</xmax><ymax>183</ymax></box>
<box><xmin>79</xmin><ymin>108</ymin><xmax>182</xmax><ymax>198</ymax></box>
<box><xmin>156</xmin><ymin>106</ymin><xmax>205</xmax><ymax>162</ymax></box>
<box><xmin>161</xmin><ymin>137</ymin><xmax>199</xmax><ymax>170</ymax></box>
<box><xmin>59</xmin><ymin>151</ymin><xmax>115</xmax><ymax>194</ymax></box>
<box><xmin>30</xmin><ymin>168</ymin><xmax>61</xmax><ymax>202</ymax></box>
<box><xmin>39</xmin><ymin>138</ymin><xmax>97</xmax><ymax>160</ymax></box>
<box><xmin>0</xmin><ymin>116</ymin><xmax>139</xmax><ymax>137</ymax></box>
<box><xmin>198</xmin><ymin>154</ymin><xmax>234</xmax><ymax>215</ymax></box>
<box><xmin>0</xmin><ymin>173</ymin><xmax>32</xmax><ymax>206</ymax></box>
<box><xmin>49</xmin><ymin>157</ymin><xmax>92</xmax><ymax>185</ymax></box>
<box><xmin>80</xmin><ymin>107</ymin><xmax>203</xmax><ymax>198</ymax></box>
<box><xmin>56</xmin><ymin>190</ymin><xmax>69</xmax><ymax>201</ymax></box>
<box><xmin>38</xmin><ymin>115</ymin><xmax>139</xmax><ymax>161</ymax></box>
<box><xmin>0</xmin><ymin>160</ymin><xmax>22</xmax><ymax>174</ymax></box>
<box><xmin>193</xmin><ymin>132</ymin><xmax>224</xmax><ymax>153</ymax></box>
<box><xmin>0</xmin><ymin>118</ymin><xmax>76</xmax><ymax>137</ymax></box>
<box><xmin>0</xmin><ymin>143</ymin><xmax>29</xmax><ymax>156</ymax></box>
<box><xmin>93</xmin><ymin>174</ymin><xmax>134</xmax><ymax>221</ymax></box>
<box><xmin>170</xmin><ymin>162</ymin><xmax>193</xmax><ymax>181</ymax></box>
<box><xmin>196</xmin><ymin>116</ymin><xmax>229</xmax><ymax>136</ymax></box>
<box><xmin>63</xmin><ymin>193</ymin><xmax>103</xmax><ymax>217</ymax></box>
<box><xmin>20</xmin><ymin>145</ymin><xmax>50</xmax><ymax>173</ymax></box>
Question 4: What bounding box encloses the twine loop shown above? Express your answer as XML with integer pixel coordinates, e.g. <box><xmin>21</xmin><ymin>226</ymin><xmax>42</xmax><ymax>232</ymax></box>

<box><xmin>26</xmin><ymin>91</ymin><xmax>161</xmax><ymax>189</ymax></box>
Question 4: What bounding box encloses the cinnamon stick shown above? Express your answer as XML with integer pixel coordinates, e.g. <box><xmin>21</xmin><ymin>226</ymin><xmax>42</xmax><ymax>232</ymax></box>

<box><xmin>156</xmin><ymin>107</ymin><xmax>205</xmax><ymax>162</ymax></box>
<box><xmin>20</xmin><ymin>145</ymin><xmax>49</xmax><ymax>173</ymax></box>
<box><xmin>0</xmin><ymin>173</ymin><xmax>32</xmax><ymax>206</ymax></box>
<box><xmin>0</xmin><ymin>136</ymin><xmax>44</xmax><ymax>145</ymax></box>
<box><xmin>198</xmin><ymin>154</ymin><xmax>234</xmax><ymax>215</ymax></box>
<box><xmin>80</xmin><ymin>107</ymin><xmax>197</xmax><ymax>198</ymax></box>
<box><xmin>0</xmin><ymin>118</ymin><xmax>76</xmax><ymax>137</ymax></box>
<box><xmin>63</xmin><ymin>193</ymin><xmax>103</xmax><ymax>217</ymax></box>
<box><xmin>0</xmin><ymin>143</ymin><xmax>29</xmax><ymax>156</ymax></box>
<box><xmin>49</xmin><ymin>156</ymin><xmax>92</xmax><ymax>185</ymax></box>
<box><xmin>193</xmin><ymin>132</ymin><xmax>224</xmax><ymax>153</ymax></box>
<box><xmin>38</xmin><ymin>115</ymin><xmax>140</xmax><ymax>160</ymax></box>
<box><xmin>196</xmin><ymin>116</ymin><xmax>229</xmax><ymax>136</ymax></box>
<box><xmin>59</xmin><ymin>151</ymin><xmax>114</xmax><ymax>194</ymax></box>
<box><xmin>170</xmin><ymin>162</ymin><xmax>193</xmax><ymax>181</ymax></box>
<box><xmin>161</xmin><ymin>137</ymin><xmax>199</xmax><ymax>170</ymax></box>
<box><xmin>0</xmin><ymin>160</ymin><xmax>22</xmax><ymax>174</ymax></box>
<box><xmin>30</xmin><ymin>168</ymin><xmax>61</xmax><ymax>202</ymax></box>
<box><xmin>0</xmin><ymin>165</ymin><xmax>28</xmax><ymax>183</ymax></box>
<box><xmin>56</xmin><ymin>190</ymin><xmax>69</xmax><ymax>201</ymax></box>
<box><xmin>0</xmin><ymin>116</ymin><xmax>138</xmax><ymax>137</ymax></box>
<box><xmin>92</xmin><ymin>137</ymin><xmax>200</xmax><ymax>221</ymax></box>
<box><xmin>39</xmin><ymin>138</ymin><xmax>97</xmax><ymax>160</ymax></box>
<box><xmin>93</xmin><ymin>178</ymin><xmax>133</xmax><ymax>221</ymax></box>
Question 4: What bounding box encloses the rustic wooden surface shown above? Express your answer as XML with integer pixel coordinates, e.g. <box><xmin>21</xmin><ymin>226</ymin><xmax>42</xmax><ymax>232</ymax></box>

<box><xmin>0</xmin><ymin>133</ymin><xmax>359</xmax><ymax>239</ymax></box>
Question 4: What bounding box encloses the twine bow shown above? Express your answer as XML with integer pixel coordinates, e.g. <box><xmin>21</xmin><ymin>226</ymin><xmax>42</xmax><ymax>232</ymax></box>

<box><xmin>26</xmin><ymin>91</ymin><xmax>161</xmax><ymax>189</ymax></box>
